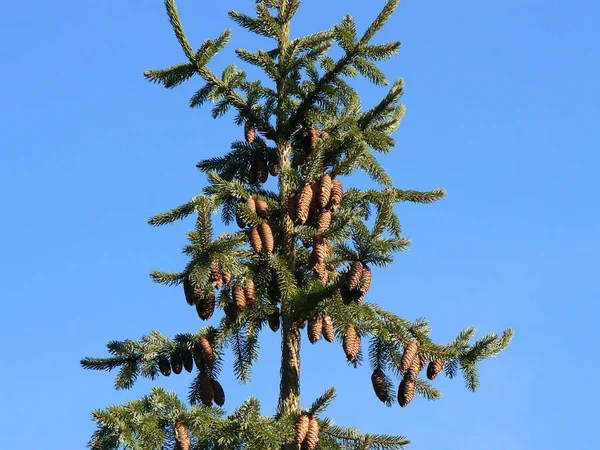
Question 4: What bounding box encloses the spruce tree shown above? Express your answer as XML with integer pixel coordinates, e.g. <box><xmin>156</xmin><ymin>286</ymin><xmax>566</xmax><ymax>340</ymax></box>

<box><xmin>81</xmin><ymin>1</ymin><xmax>513</xmax><ymax>448</ymax></box>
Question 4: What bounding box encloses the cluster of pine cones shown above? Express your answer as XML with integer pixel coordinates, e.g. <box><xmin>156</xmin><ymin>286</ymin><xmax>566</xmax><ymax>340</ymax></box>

<box><xmin>156</xmin><ymin>337</ymin><xmax>225</xmax><ymax>407</ymax></box>
<box><xmin>295</xmin><ymin>413</ymin><xmax>320</xmax><ymax>450</ymax></box>
<box><xmin>245</xmin><ymin>121</ymin><xmax>280</xmax><ymax>183</ymax></box>
<box><xmin>236</xmin><ymin>196</ymin><xmax>275</xmax><ymax>254</ymax></box>
<box><xmin>340</xmin><ymin>261</ymin><xmax>372</xmax><ymax>305</ymax></box>
<box><xmin>370</xmin><ymin>341</ymin><xmax>446</xmax><ymax>408</ymax></box>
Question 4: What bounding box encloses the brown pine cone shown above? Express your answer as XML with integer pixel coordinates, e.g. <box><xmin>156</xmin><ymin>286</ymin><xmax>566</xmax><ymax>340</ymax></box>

<box><xmin>314</xmin><ymin>263</ymin><xmax>329</xmax><ymax>285</ymax></box>
<box><xmin>267</xmin><ymin>308</ymin><xmax>280</xmax><ymax>332</ymax></box>
<box><xmin>244</xmin><ymin>121</ymin><xmax>256</xmax><ymax>144</ymax></box>
<box><xmin>308</xmin><ymin>125</ymin><xmax>320</xmax><ymax>149</ymax></box>
<box><xmin>348</xmin><ymin>261</ymin><xmax>364</xmax><ymax>291</ymax></box>
<box><xmin>308</xmin><ymin>314</ymin><xmax>323</xmax><ymax>344</ymax></box>
<box><xmin>317</xmin><ymin>210</ymin><xmax>332</xmax><ymax>231</ymax></box>
<box><xmin>359</xmin><ymin>264</ymin><xmax>372</xmax><ymax>294</ymax></box>
<box><xmin>303</xmin><ymin>415</ymin><xmax>320</xmax><ymax>450</ymax></box>
<box><xmin>312</xmin><ymin>235</ymin><xmax>328</xmax><ymax>265</ymax></box>
<box><xmin>406</xmin><ymin>356</ymin><xmax>421</xmax><ymax>382</ymax></box>
<box><xmin>170</xmin><ymin>351</ymin><xmax>183</xmax><ymax>375</ymax></box>
<box><xmin>398</xmin><ymin>378</ymin><xmax>416</xmax><ymax>407</ymax></box>
<box><xmin>247</xmin><ymin>196</ymin><xmax>256</xmax><ymax>213</ymax></box>
<box><xmin>210</xmin><ymin>262</ymin><xmax>223</xmax><ymax>290</ymax></box>
<box><xmin>196</xmin><ymin>291</ymin><xmax>215</xmax><ymax>320</ymax></box>
<box><xmin>255</xmin><ymin>198</ymin><xmax>270</xmax><ymax>219</ymax></box>
<box><xmin>249</xmin><ymin>227</ymin><xmax>263</xmax><ymax>253</ymax></box>
<box><xmin>198</xmin><ymin>336</ymin><xmax>216</xmax><ymax>367</ymax></box>
<box><xmin>224</xmin><ymin>300</ymin><xmax>238</xmax><ymax>321</ymax></box>
<box><xmin>181</xmin><ymin>347</ymin><xmax>194</xmax><ymax>373</ymax></box>
<box><xmin>222</xmin><ymin>272</ymin><xmax>232</xmax><ymax>285</ymax></box>
<box><xmin>296</xmin><ymin>184</ymin><xmax>314</xmax><ymax>225</ymax></box>
<box><xmin>427</xmin><ymin>359</ymin><xmax>445</xmax><ymax>380</ymax></box>
<box><xmin>258</xmin><ymin>222</ymin><xmax>274</xmax><ymax>254</ymax></box>
<box><xmin>400</xmin><ymin>341</ymin><xmax>418</xmax><ymax>372</ymax></box>
<box><xmin>371</xmin><ymin>368</ymin><xmax>390</xmax><ymax>403</ymax></box>
<box><xmin>322</xmin><ymin>315</ymin><xmax>335</xmax><ymax>343</ymax></box>
<box><xmin>329</xmin><ymin>178</ymin><xmax>343</xmax><ymax>211</ymax></box>
<box><xmin>318</xmin><ymin>173</ymin><xmax>333</xmax><ymax>208</ymax></box>
<box><xmin>243</xmin><ymin>279</ymin><xmax>256</xmax><ymax>309</ymax></box>
<box><xmin>268</xmin><ymin>158</ymin><xmax>280</xmax><ymax>176</ymax></box>
<box><xmin>211</xmin><ymin>378</ymin><xmax>226</xmax><ymax>407</ymax></box>
<box><xmin>235</xmin><ymin>204</ymin><xmax>246</xmax><ymax>228</ymax></box>
<box><xmin>232</xmin><ymin>285</ymin><xmax>246</xmax><ymax>312</ymax></box>
<box><xmin>158</xmin><ymin>355</ymin><xmax>171</xmax><ymax>377</ymax></box>
<box><xmin>199</xmin><ymin>371</ymin><xmax>214</xmax><ymax>407</ymax></box>
<box><xmin>174</xmin><ymin>420</ymin><xmax>190</xmax><ymax>450</ymax></box>
<box><xmin>183</xmin><ymin>277</ymin><xmax>198</xmax><ymax>306</ymax></box>
<box><xmin>295</xmin><ymin>414</ymin><xmax>310</xmax><ymax>446</ymax></box>
<box><xmin>287</xmin><ymin>193</ymin><xmax>297</xmax><ymax>222</ymax></box>
<box><xmin>254</xmin><ymin>157</ymin><xmax>269</xmax><ymax>184</ymax></box>
<box><xmin>342</xmin><ymin>325</ymin><xmax>361</xmax><ymax>362</ymax></box>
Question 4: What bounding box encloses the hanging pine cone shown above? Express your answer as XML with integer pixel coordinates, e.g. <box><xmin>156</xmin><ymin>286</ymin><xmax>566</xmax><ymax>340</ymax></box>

<box><xmin>406</xmin><ymin>356</ymin><xmax>421</xmax><ymax>382</ymax></box>
<box><xmin>295</xmin><ymin>414</ymin><xmax>310</xmax><ymax>446</ymax></box>
<box><xmin>199</xmin><ymin>371</ymin><xmax>214</xmax><ymax>407</ymax></box>
<box><xmin>268</xmin><ymin>308</ymin><xmax>280</xmax><ymax>332</ymax></box>
<box><xmin>222</xmin><ymin>272</ymin><xmax>232</xmax><ymax>286</ymax></box>
<box><xmin>400</xmin><ymin>341</ymin><xmax>419</xmax><ymax>372</ymax></box>
<box><xmin>246</xmin><ymin>196</ymin><xmax>257</xmax><ymax>213</ymax></box>
<box><xmin>322</xmin><ymin>315</ymin><xmax>335</xmax><ymax>343</ymax></box>
<box><xmin>360</xmin><ymin>264</ymin><xmax>372</xmax><ymax>294</ymax></box>
<box><xmin>318</xmin><ymin>173</ymin><xmax>333</xmax><ymax>208</ymax></box>
<box><xmin>296</xmin><ymin>184</ymin><xmax>313</xmax><ymax>224</ymax></box>
<box><xmin>268</xmin><ymin>155</ymin><xmax>280</xmax><ymax>176</ymax></box>
<box><xmin>314</xmin><ymin>263</ymin><xmax>329</xmax><ymax>285</ymax></box>
<box><xmin>287</xmin><ymin>193</ymin><xmax>297</xmax><ymax>222</ymax></box>
<box><xmin>348</xmin><ymin>261</ymin><xmax>364</xmax><ymax>291</ymax></box>
<box><xmin>249</xmin><ymin>227</ymin><xmax>263</xmax><ymax>253</ymax></box>
<box><xmin>211</xmin><ymin>378</ymin><xmax>226</xmax><ymax>407</ymax></box>
<box><xmin>224</xmin><ymin>300</ymin><xmax>238</xmax><ymax>321</ymax></box>
<box><xmin>317</xmin><ymin>210</ymin><xmax>332</xmax><ymax>231</ymax></box>
<box><xmin>181</xmin><ymin>346</ymin><xmax>194</xmax><ymax>373</ymax></box>
<box><xmin>303</xmin><ymin>415</ymin><xmax>320</xmax><ymax>450</ymax></box>
<box><xmin>308</xmin><ymin>125</ymin><xmax>320</xmax><ymax>149</ymax></box>
<box><xmin>158</xmin><ymin>355</ymin><xmax>171</xmax><ymax>377</ymax></box>
<box><xmin>259</xmin><ymin>222</ymin><xmax>274</xmax><ymax>254</ymax></box>
<box><xmin>196</xmin><ymin>291</ymin><xmax>215</xmax><ymax>320</ymax></box>
<box><xmin>398</xmin><ymin>378</ymin><xmax>416</xmax><ymax>407</ymax></box>
<box><xmin>308</xmin><ymin>315</ymin><xmax>323</xmax><ymax>344</ymax></box>
<box><xmin>175</xmin><ymin>420</ymin><xmax>190</xmax><ymax>450</ymax></box>
<box><xmin>244</xmin><ymin>279</ymin><xmax>256</xmax><ymax>309</ymax></box>
<box><xmin>232</xmin><ymin>285</ymin><xmax>246</xmax><ymax>312</ymax></box>
<box><xmin>183</xmin><ymin>277</ymin><xmax>199</xmax><ymax>306</ymax></box>
<box><xmin>427</xmin><ymin>359</ymin><xmax>445</xmax><ymax>380</ymax></box>
<box><xmin>210</xmin><ymin>262</ymin><xmax>223</xmax><ymax>290</ymax></box>
<box><xmin>312</xmin><ymin>235</ymin><xmax>328</xmax><ymax>265</ymax></box>
<box><xmin>255</xmin><ymin>199</ymin><xmax>270</xmax><ymax>219</ymax></box>
<box><xmin>244</xmin><ymin>121</ymin><xmax>256</xmax><ymax>144</ymax></box>
<box><xmin>371</xmin><ymin>368</ymin><xmax>390</xmax><ymax>403</ymax></box>
<box><xmin>329</xmin><ymin>178</ymin><xmax>343</xmax><ymax>211</ymax></box>
<box><xmin>170</xmin><ymin>351</ymin><xmax>183</xmax><ymax>375</ymax></box>
<box><xmin>197</xmin><ymin>336</ymin><xmax>216</xmax><ymax>367</ymax></box>
<box><xmin>235</xmin><ymin>204</ymin><xmax>246</xmax><ymax>228</ymax></box>
<box><xmin>254</xmin><ymin>156</ymin><xmax>269</xmax><ymax>184</ymax></box>
<box><xmin>342</xmin><ymin>325</ymin><xmax>361</xmax><ymax>362</ymax></box>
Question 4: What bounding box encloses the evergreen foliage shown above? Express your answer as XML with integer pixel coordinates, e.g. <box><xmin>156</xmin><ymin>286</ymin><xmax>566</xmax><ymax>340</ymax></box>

<box><xmin>82</xmin><ymin>1</ymin><xmax>512</xmax><ymax>448</ymax></box>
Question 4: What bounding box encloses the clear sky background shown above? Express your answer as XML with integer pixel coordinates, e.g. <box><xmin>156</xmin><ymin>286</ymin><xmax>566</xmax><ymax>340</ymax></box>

<box><xmin>1</xmin><ymin>1</ymin><xmax>598</xmax><ymax>449</ymax></box>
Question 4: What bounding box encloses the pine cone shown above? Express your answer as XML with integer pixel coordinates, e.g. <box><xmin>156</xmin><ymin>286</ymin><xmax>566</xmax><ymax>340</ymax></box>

<box><xmin>400</xmin><ymin>341</ymin><xmax>418</xmax><ymax>372</ymax></box>
<box><xmin>254</xmin><ymin>157</ymin><xmax>269</xmax><ymax>184</ymax></box>
<box><xmin>222</xmin><ymin>272</ymin><xmax>232</xmax><ymax>286</ymax></box>
<box><xmin>255</xmin><ymin>199</ymin><xmax>270</xmax><ymax>219</ymax></box>
<box><xmin>199</xmin><ymin>371</ymin><xmax>214</xmax><ymax>407</ymax></box>
<box><xmin>246</xmin><ymin>196</ymin><xmax>257</xmax><ymax>212</ymax></box>
<box><xmin>329</xmin><ymin>178</ymin><xmax>343</xmax><ymax>211</ymax></box>
<box><xmin>224</xmin><ymin>300</ymin><xmax>238</xmax><ymax>321</ymax></box>
<box><xmin>232</xmin><ymin>285</ymin><xmax>246</xmax><ymax>312</ymax></box>
<box><xmin>303</xmin><ymin>415</ymin><xmax>320</xmax><ymax>450</ymax></box>
<box><xmin>371</xmin><ymin>368</ymin><xmax>390</xmax><ymax>403</ymax></box>
<box><xmin>319</xmin><ymin>173</ymin><xmax>333</xmax><ymax>208</ymax></box>
<box><xmin>268</xmin><ymin>308</ymin><xmax>280</xmax><ymax>332</ymax></box>
<box><xmin>181</xmin><ymin>347</ymin><xmax>194</xmax><ymax>373</ymax></box>
<box><xmin>406</xmin><ymin>356</ymin><xmax>421</xmax><ymax>382</ymax></box>
<box><xmin>287</xmin><ymin>193</ymin><xmax>298</xmax><ymax>221</ymax></box>
<box><xmin>196</xmin><ymin>291</ymin><xmax>215</xmax><ymax>320</ymax></box>
<box><xmin>312</xmin><ymin>235</ymin><xmax>328</xmax><ymax>265</ymax></box>
<box><xmin>295</xmin><ymin>414</ymin><xmax>310</xmax><ymax>446</ymax></box>
<box><xmin>259</xmin><ymin>222</ymin><xmax>274</xmax><ymax>254</ymax></box>
<box><xmin>268</xmin><ymin>156</ymin><xmax>280</xmax><ymax>176</ymax></box>
<box><xmin>243</xmin><ymin>279</ymin><xmax>256</xmax><ymax>309</ymax></box>
<box><xmin>235</xmin><ymin>204</ymin><xmax>246</xmax><ymax>228</ymax></box>
<box><xmin>198</xmin><ymin>336</ymin><xmax>216</xmax><ymax>367</ymax></box>
<box><xmin>249</xmin><ymin>227</ymin><xmax>263</xmax><ymax>253</ymax></box>
<box><xmin>211</xmin><ymin>378</ymin><xmax>225</xmax><ymax>407</ymax></box>
<box><xmin>170</xmin><ymin>351</ymin><xmax>183</xmax><ymax>375</ymax></box>
<box><xmin>174</xmin><ymin>420</ymin><xmax>190</xmax><ymax>450</ymax></box>
<box><xmin>348</xmin><ymin>261</ymin><xmax>364</xmax><ymax>291</ymax></box>
<box><xmin>427</xmin><ymin>359</ymin><xmax>445</xmax><ymax>380</ymax></box>
<box><xmin>158</xmin><ymin>355</ymin><xmax>171</xmax><ymax>377</ymax></box>
<box><xmin>398</xmin><ymin>378</ymin><xmax>416</xmax><ymax>407</ymax></box>
<box><xmin>308</xmin><ymin>125</ymin><xmax>320</xmax><ymax>149</ymax></box>
<box><xmin>210</xmin><ymin>262</ymin><xmax>223</xmax><ymax>290</ymax></box>
<box><xmin>314</xmin><ymin>263</ymin><xmax>329</xmax><ymax>285</ymax></box>
<box><xmin>317</xmin><ymin>210</ymin><xmax>332</xmax><ymax>231</ymax></box>
<box><xmin>342</xmin><ymin>325</ymin><xmax>361</xmax><ymax>362</ymax></box>
<box><xmin>322</xmin><ymin>315</ymin><xmax>335</xmax><ymax>343</ymax></box>
<box><xmin>244</xmin><ymin>121</ymin><xmax>256</xmax><ymax>144</ymax></box>
<box><xmin>183</xmin><ymin>277</ymin><xmax>198</xmax><ymax>306</ymax></box>
<box><xmin>308</xmin><ymin>315</ymin><xmax>323</xmax><ymax>344</ymax></box>
<box><xmin>296</xmin><ymin>184</ymin><xmax>314</xmax><ymax>224</ymax></box>
<box><xmin>359</xmin><ymin>264</ymin><xmax>372</xmax><ymax>294</ymax></box>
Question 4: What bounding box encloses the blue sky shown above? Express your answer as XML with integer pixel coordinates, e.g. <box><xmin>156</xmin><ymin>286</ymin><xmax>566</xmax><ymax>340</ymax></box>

<box><xmin>1</xmin><ymin>0</ymin><xmax>598</xmax><ymax>448</ymax></box>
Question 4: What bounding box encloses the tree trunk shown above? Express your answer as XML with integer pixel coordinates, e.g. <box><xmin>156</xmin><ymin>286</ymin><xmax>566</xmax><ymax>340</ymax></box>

<box><xmin>278</xmin><ymin>314</ymin><xmax>301</xmax><ymax>414</ymax></box>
